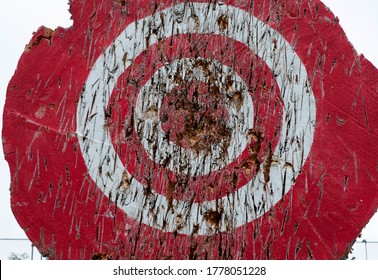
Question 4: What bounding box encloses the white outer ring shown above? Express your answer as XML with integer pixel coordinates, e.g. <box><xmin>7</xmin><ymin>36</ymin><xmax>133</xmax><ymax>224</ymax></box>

<box><xmin>77</xmin><ymin>2</ymin><xmax>316</xmax><ymax>235</ymax></box>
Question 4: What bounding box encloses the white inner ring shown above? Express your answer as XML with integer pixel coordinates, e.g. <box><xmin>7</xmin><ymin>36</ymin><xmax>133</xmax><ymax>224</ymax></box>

<box><xmin>135</xmin><ymin>58</ymin><xmax>254</xmax><ymax>176</ymax></box>
<box><xmin>76</xmin><ymin>2</ymin><xmax>316</xmax><ymax>235</ymax></box>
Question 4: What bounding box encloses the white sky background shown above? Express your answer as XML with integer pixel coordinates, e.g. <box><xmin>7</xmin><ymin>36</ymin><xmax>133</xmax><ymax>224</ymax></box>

<box><xmin>0</xmin><ymin>0</ymin><xmax>376</xmax><ymax>260</ymax></box>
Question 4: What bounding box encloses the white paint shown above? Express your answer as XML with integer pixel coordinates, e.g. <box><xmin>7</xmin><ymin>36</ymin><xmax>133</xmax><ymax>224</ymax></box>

<box><xmin>135</xmin><ymin>58</ymin><xmax>254</xmax><ymax>176</ymax></box>
<box><xmin>77</xmin><ymin>2</ymin><xmax>316</xmax><ymax>234</ymax></box>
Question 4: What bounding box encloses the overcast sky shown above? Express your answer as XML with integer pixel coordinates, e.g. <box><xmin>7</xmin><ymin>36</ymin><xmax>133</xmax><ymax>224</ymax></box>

<box><xmin>0</xmin><ymin>0</ymin><xmax>376</xmax><ymax>260</ymax></box>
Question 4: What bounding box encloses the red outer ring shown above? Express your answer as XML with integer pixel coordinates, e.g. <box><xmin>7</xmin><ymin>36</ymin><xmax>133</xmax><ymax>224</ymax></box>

<box><xmin>3</xmin><ymin>0</ymin><xmax>378</xmax><ymax>259</ymax></box>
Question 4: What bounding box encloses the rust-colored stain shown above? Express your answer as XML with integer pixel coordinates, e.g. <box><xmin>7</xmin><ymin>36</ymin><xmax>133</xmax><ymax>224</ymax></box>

<box><xmin>2</xmin><ymin>0</ymin><xmax>377</xmax><ymax>260</ymax></box>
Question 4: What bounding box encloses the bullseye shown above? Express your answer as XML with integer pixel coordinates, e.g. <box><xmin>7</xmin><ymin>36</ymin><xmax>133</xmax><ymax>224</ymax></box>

<box><xmin>135</xmin><ymin>58</ymin><xmax>254</xmax><ymax>176</ymax></box>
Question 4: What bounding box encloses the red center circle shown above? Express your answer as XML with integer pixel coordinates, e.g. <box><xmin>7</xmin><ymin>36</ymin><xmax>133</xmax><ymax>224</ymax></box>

<box><xmin>160</xmin><ymin>80</ymin><xmax>232</xmax><ymax>153</ymax></box>
<box><xmin>108</xmin><ymin>33</ymin><xmax>284</xmax><ymax>203</ymax></box>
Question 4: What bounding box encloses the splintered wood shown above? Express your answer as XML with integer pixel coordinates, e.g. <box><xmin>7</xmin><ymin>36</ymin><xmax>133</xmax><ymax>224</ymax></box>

<box><xmin>3</xmin><ymin>0</ymin><xmax>377</xmax><ymax>259</ymax></box>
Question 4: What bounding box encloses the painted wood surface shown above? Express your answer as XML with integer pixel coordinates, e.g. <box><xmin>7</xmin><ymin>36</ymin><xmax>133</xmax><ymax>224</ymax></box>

<box><xmin>3</xmin><ymin>0</ymin><xmax>377</xmax><ymax>259</ymax></box>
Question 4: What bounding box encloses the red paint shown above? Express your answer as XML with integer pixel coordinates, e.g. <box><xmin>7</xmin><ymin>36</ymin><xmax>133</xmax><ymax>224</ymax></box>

<box><xmin>3</xmin><ymin>0</ymin><xmax>378</xmax><ymax>259</ymax></box>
